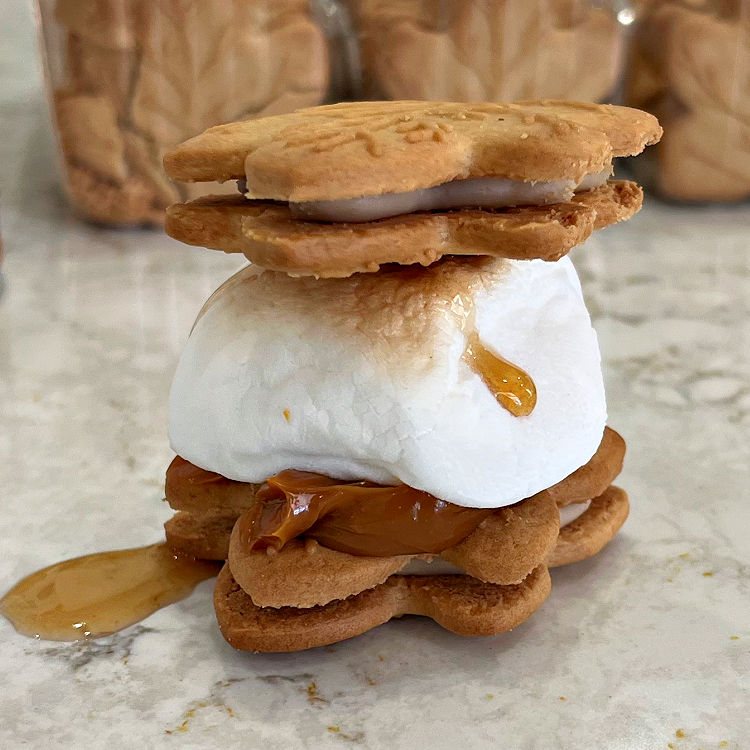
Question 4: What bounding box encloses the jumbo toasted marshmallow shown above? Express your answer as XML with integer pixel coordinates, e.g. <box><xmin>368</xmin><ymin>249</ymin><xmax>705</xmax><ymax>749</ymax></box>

<box><xmin>169</xmin><ymin>254</ymin><xmax>606</xmax><ymax>508</ymax></box>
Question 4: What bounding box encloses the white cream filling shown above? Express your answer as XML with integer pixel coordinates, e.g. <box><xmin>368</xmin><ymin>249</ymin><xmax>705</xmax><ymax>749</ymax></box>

<box><xmin>280</xmin><ymin>169</ymin><xmax>611</xmax><ymax>223</ymax></box>
<box><xmin>559</xmin><ymin>501</ymin><xmax>591</xmax><ymax>527</ymax></box>
<box><xmin>397</xmin><ymin>502</ymin><xmax>592</xmax><ymax>577</ymax></box>
<box><xmin>399</xmin><ymin>558</ymin><xmax>465</xmax><ymax>576</ymax></box>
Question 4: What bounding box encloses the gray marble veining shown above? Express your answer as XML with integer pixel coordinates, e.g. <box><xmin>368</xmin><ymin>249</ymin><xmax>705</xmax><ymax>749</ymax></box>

<box><xmin>1</xmin><ymin>2</ymin><xmax>748</xmax><ymax>748</ymax></box>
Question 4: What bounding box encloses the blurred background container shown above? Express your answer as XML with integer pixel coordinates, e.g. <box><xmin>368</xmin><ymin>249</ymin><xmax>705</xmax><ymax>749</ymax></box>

<box><xmin>626</xmin><ymin>0</ymin><xmax>750</xmax><ymax>202</ymax></box>
<box><xmin>36</xmin><ymin>0</ymin><xmax>339</xmax><ymax>226</ymax></box>
<box><xmin>35</xmin><ymin>0</ymin><xmax>750</xmax><ymax>227</ymax></box>
<box><xmin>352</xmin><ymin>0</ymin><xmax>630</xmax><ymax>104</ymax></box>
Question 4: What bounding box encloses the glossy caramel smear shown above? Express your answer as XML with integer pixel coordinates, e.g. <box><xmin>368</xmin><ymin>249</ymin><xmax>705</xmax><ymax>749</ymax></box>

<box><xmin>237</xmin><ymin>470</ymin><xmax>492</xmax><ymax>557</ymax></box>
<box><xmin>166</xmin><ymin>454</ymin><xmax>257</xmax><ymax>510</ymax></box>
<box><xmin>0</xmin><ymin>544</ymin><xmax>219</xmax><ymax>641</ymax></box>
<box><xmin>463</xmin><ymin>332</ymin><xmax>537</xmax><ymax>416</ymax></box>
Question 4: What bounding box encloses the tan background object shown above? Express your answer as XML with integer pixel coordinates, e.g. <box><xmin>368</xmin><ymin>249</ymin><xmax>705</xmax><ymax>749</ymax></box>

<box><xmin>626</xmin><ymin>1</ymin><xmax>750</xmax><ymax>201</ymax></box>
<box><xmin>38</xmin><ymin>0</ymin><xmax>332</xmax><ymax>226</ymax></box>
<box><xmin>356</xmin><ymin>0</ymin><xmax>626</xmax><ymax>103</ymax></box>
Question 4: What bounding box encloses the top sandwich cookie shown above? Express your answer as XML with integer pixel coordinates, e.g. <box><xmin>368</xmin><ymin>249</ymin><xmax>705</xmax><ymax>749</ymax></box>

<box><xmin>164</xmin><ymin>100</ymin><xmax>661</xmax><ymax>277</ymax></box>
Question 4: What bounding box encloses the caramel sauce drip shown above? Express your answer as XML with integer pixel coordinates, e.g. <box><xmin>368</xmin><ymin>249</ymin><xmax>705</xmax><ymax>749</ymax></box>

<box><xmin>236</xmin><ymin>470</ymin><xmax>492</xmax><ymax>557</ymax></box>
<box><xmin>167</xmin><ymin>455</ymin><xmax>229</xmax><ymax>490</ymax></box>
<box><xmin>463</xmin><ymin>332</ymin><xmax>537</xmax><ymax>417</ymax></box>
<box><xmin>166</xmin><ymin>455</ymin><xmax>256</xmax><ymax>510</ymax></box>
<box><xmin>0</xmin><ymin>544</ymin><xmax>219</xmax><ymax>641</ymax></box>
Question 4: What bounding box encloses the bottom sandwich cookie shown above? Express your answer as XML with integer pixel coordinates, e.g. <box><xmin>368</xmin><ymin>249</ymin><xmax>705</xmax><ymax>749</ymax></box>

<box><xmin>210</xmin><ymin>486</ymin><xmax>627</xmax><ymax>652</ymax></box>
<box><xmin>214</xmin><ymin>564</ymin><xmax>553</xmax><ymax>653</ymax></box>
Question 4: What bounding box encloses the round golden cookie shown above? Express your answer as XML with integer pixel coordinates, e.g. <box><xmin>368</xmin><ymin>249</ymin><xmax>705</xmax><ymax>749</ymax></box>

<box><xmin>165</xmin><ymin>511</ymin><xmax>239</xmax><ymax>562</ymax></box>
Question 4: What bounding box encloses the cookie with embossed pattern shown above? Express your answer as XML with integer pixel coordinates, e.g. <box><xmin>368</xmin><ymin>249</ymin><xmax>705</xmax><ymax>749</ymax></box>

<box><xmin>356</xmin><ymin>0</ymin><xmax>624</xmax><ymax>104</ymax></box>
<box><xmin>163</xmin><ymin>100</ymin><xmax>658</xmax><ymax>276</ymax></box>
<box><xmin>164</xmin><ymin>100</ymin><xmax>661</xmax><ymax>193</ymax></box>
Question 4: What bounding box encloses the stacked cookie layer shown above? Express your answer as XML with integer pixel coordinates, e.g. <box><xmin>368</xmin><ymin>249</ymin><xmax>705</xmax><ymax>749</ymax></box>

<box><xmin>163</xmin><ymin>101</ymin><xmax>660</xmax><ymax>652</ymax></box>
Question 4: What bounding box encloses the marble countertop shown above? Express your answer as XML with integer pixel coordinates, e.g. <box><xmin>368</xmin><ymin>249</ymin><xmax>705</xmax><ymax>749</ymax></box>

<box><xmin>1</xmin><ymin>3</ymin><xmax>748</xmax><ymax>749</ymax></box>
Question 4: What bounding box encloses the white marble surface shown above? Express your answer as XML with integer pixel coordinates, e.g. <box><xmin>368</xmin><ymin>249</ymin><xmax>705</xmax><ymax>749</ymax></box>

<box><xmin>1</xmin><ymin>3</ymin><xmax>749</xmax><ymax>749</ymax></box>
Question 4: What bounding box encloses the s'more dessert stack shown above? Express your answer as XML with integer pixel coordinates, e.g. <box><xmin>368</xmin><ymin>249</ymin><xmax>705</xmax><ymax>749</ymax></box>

<box><xmin>161</xmin><ymin>101</ymin><xmax>661</xmax><ymax>653</ymax></box>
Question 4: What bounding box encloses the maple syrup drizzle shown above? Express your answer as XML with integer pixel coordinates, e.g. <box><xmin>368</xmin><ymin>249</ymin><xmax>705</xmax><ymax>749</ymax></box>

<box><xmin>0</xmin><ymin>544</ymin><xmax>219</xmax><ymax>642</ymax></box>
<box><xmin>463</xmin><ymin>331</ymin><xmax>537</xmax><ymax>417</ymax></box>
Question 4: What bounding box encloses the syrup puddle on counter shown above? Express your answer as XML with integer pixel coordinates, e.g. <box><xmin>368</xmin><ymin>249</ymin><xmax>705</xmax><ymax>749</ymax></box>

<box><xmin>463</xmin><ymin>331</ymin><xmax>537</xmax><ymax>417</ymax></box>
<box><xmin>0</xmin><ymin>543</ymin><xmax>219</xmax><ymax>641</ymax></box>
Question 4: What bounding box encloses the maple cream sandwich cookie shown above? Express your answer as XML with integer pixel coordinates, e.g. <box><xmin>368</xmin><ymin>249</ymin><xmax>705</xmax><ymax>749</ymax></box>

<box><xmin>164</xmin><ymin>100</ymin><xmax>660</xmax><ymax>277</ymax></box>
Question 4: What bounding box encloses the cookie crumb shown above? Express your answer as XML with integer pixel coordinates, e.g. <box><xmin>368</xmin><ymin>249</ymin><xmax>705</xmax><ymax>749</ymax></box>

<box><xmin>328</xmin><ymin>725</ymin><xmax>340</xmax><ymax>733</ymax></box>
<box><xmin>283</xmin><ymin>408</ymin><xmax>291</xmax><ymax>422</ymax></box>
<box><xmin>485</xmin><ymin>693</ymin><xmax>494</xmax><ymax>700</ymax></box>
<box><xmin>730</xmin><ymin>635</ymin><xmax>739</xmax><ymax>640</ymax></box>
<box><xmin>702</xmin><ymin>571</ymin><xmax>713</xmax><ymax>577</ymax></box>
<box><xmin>676</xmin><ymin>729</ymin><xmax>686</xmax><ymax>738</ymax></box>
<box><xmin>559</xmin><ymin>696</ymin><xmax>566</xmax><ymax>701</ymax></box>
<box><xmin>719</xmin><ymin>742</ymin><xmax>728</xmax><ymax>747</ymax></box>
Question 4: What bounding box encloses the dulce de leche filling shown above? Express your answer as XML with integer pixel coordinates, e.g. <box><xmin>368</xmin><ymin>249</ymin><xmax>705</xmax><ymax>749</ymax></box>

<box><xmin>165</xmin><ymin>455</ymin><xmax>257</xmax><ymax>510</ymax></box>
<box><xmin>235</xmin><ymin>471</ymin><xmax>493</xmax><ymax>557</ymax></box>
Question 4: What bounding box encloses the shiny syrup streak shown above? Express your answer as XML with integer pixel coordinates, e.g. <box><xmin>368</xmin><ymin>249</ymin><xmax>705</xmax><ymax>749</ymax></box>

<box><xmin>1</xmin><ymin>311</ymin><xmax>536</xmax><ymax>640</ymax></box>
<box><xmin>0</xmin><ymin>544</ymin><xmax>219</xmax><ymax>641</ymax></box>
<box><xmin>463</xmin><ymin>331</ymin><xmax>536</xmax><ymax>417</ymax></box>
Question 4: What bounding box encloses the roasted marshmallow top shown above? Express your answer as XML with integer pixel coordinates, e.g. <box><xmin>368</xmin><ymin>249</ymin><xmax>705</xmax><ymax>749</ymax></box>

<box><xmin>169</xmin><ymin>255</ymin><xmax>606</xmax><ymax>508</ymax></box>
